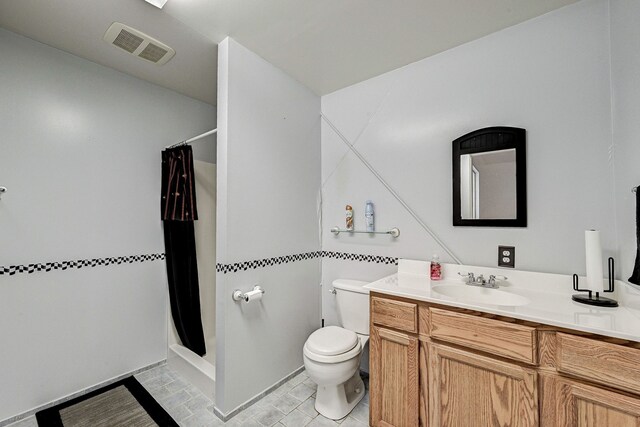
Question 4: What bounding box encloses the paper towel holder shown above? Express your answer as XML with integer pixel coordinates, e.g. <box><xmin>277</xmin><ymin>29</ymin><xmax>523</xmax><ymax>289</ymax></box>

<box><xmin>233</xmin><ymin>285</ymin><xmax>264</xmax><ymax>303</ymax></box>
<box><xmin>572</xmin><ymin>257</ymin><xmax>618</xmax><ymax>307</ymax></box>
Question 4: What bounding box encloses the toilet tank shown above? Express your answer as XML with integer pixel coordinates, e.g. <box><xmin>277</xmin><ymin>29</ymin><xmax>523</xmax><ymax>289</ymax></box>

<box><xmin>333</xmin><ymin>279</ymin><xmax>370</xmax><ymax>335</ymax></box>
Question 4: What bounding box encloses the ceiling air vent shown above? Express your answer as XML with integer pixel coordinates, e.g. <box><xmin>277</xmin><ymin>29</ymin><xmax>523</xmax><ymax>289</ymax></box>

<box><xmin>103</xmin><ymin>22</ymin><xmax>175</xmax><ymax>65</ymax></box>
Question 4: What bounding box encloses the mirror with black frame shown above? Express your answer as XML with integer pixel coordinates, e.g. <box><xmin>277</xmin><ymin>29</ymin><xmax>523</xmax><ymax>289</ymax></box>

<box><xmin>452</xmin><ymin>127</ymin><xmax>527</xmax><ymax>227</ymax></box>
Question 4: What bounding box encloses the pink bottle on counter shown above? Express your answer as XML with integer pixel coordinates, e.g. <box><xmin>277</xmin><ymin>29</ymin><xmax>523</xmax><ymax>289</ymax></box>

<box><xmin>430</xmin><ymin>254</ymin><xmax>442</xmax><ymax>281</ymax></box>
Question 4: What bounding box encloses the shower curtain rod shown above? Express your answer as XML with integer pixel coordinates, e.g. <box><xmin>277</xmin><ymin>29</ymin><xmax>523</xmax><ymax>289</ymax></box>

<box><xmin>165</xmin><ymin>128</ymin><xmax>218</xmax><ymax>149</ymax></box>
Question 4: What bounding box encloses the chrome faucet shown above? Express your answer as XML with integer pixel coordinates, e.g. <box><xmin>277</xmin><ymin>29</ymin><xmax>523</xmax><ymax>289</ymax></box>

<box><xmin>458</xmin><ymin>272</ymin><xmax>507</xmax><ymax>289</ymax></box>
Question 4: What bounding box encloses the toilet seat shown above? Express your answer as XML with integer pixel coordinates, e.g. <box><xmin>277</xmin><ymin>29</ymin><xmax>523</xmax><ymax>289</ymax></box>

<box><xmin>306</xmin><ymin>326</ymin><xmax>358</xmax><ymax>356</ymax></box>
<box><xmin>304</xmin><ymin>341</ymin><xmax>361</xmax><ymax>364</ymax></box>
<box><xmin>304</xmin><ymin>326</ymin><xmax>362</xmax><ymax>364</ymax></box>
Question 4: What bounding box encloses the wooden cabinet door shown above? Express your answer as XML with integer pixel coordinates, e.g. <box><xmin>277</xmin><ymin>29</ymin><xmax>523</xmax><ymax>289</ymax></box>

<box><xmin>370</xmin><ymin>325</ymin><xmax>419</xmax><ymax>427</ymax></box>
<box><xmin>556</xmin><ymin>377</ymin><xmax>640</xmax><ymax>427</ymax></box>
<box><xmin>428</xmin><ymin>343</ymin><xmax>538</xmax><ymax>427</ymax></box>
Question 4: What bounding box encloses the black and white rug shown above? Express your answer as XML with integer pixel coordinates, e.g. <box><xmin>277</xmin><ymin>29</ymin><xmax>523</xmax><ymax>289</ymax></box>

<box><xmin>35</xmin><ymin>377</ymin><xmax>178</xmax><ymax>427</ymax></box>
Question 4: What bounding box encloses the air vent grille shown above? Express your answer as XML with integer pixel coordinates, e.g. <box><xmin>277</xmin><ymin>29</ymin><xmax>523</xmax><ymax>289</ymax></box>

<box><xmin>112</xmin><ymin>29</ymin><xmax>144</xmax><ymax>53</ymax></box>
<box><xmin>138</xmin><ymin>43</ymin><xmax>169</xmax><ymax>63</ymax></box>
<box><xmin>103</xmin><ymin>22</ymin><xmax>175</xmax><ymax>66</ymax></box>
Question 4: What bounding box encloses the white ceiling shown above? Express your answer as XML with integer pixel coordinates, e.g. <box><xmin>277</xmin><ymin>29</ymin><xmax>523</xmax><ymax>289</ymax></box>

<box><xmin>0</xmin><ymin>0</ymin><xmax>578</xmax><ymax>105</ymax></box>
<box><xmin>0</xmin><ymin>0</ymin><xmax>217</xmax><ymax>104</ymax></box>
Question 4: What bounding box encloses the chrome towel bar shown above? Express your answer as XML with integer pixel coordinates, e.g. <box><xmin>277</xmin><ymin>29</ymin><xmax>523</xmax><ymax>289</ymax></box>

<box><xmin>330</xmin><ymin>226</ymin><xmax>400</xmax><ymax>238</ymax></box>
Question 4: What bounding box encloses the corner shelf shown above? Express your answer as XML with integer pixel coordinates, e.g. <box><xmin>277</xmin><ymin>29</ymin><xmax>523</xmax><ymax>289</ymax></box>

<box><xmin>330</xmin><ymin>226</ymin><xmax>400</xmax><ymax>238</ymax></box>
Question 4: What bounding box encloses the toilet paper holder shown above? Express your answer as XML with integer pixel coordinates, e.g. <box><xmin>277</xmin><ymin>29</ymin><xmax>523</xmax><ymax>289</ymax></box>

<box><xmin>232</xmin><ymin>285</ymin><xmax>265</xmax><ymax>303</ymax></box>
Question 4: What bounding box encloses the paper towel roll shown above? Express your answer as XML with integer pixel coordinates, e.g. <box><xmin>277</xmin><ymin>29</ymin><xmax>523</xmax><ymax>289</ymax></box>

<box><xmin>585</xmin><ymin>230</ymin><xmax>604</xmax><ymax>292</ymax></box>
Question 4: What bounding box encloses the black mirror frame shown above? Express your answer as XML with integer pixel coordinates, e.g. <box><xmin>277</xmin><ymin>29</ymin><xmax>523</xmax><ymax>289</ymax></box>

<box><xmin>452</xmin><ymin>126</ymin><xmax>527</xmax><ymax>227</ymax></box>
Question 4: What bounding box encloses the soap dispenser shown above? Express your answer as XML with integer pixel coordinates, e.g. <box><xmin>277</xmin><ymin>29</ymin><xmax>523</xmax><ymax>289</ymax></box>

<box><xmin>430</xmin><ymin>254</ymin><xmax>442</xmax><ymax>281</ymax></box>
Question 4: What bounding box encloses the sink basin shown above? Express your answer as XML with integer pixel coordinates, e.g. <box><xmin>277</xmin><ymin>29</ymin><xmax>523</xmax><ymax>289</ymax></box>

<box><xmin>432</xmin><ymin>284</ymin><xmax>530</xmax><ymax>307</ymax></box>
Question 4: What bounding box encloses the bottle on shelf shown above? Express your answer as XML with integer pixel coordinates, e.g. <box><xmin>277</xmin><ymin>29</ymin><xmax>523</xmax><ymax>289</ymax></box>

<box><xmin>430</xmin><ymin>254</ymin><xmax>442</xmax><ymax>281</ymax></box>
<box><xmin>365</xmin><ymin>200</ymin><xmax>375</xmax><ymax>232</ymax></box>
<box><xmin>346</xmin><ymin>205</ymin><xmax>354</xmax><ymax>231</ymax></box>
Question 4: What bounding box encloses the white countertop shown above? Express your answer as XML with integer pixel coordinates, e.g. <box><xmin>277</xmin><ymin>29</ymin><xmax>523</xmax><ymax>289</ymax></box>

<box><xmin>364</xmin><ymin>262</ymin><xmax>640</xmax><ymax>343</ymax></box>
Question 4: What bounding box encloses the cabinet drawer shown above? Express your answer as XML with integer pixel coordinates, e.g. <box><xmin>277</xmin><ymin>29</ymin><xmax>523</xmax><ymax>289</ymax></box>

<box><xmin>429</xmin><ymin>308</ymin><xmax>537</xmax><ymax>364</ymax></box>
<box><xmin>557</xmin><ymin>333</ymin><xmax>640</xmax><ymax>395</ymax></box>
<box><xmin>371</xmin><ymin>297</ymin><xmax>418</xmax><ymax>333</ymax></box>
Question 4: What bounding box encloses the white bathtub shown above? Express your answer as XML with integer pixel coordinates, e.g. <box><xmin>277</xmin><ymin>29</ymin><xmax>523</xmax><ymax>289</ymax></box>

<box><xmin>168</xmin><ymin>341</ymin><xmax>215</xmax><ymax>400</ymax></box>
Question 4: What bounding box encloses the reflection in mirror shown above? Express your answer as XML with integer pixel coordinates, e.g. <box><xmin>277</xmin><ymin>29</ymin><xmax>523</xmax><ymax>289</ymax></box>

<box><xmin>452</xmin><ymin>126</ymin><xmax>526</xmax><ymax>227</ymax></box>
<box><xmin>460</xmin><ymin>149</ymin><xmax>516</xmax><ymax>219</ymax></box>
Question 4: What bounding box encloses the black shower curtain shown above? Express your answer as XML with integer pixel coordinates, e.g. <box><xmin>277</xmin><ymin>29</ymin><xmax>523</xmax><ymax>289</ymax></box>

<box><xmin>161</xmin><ymin>146</ymin><xmax>206</xmax><ymax>356</ymax></box>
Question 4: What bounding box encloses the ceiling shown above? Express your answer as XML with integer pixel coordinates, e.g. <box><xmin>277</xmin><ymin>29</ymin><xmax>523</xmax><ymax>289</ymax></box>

<box><xmin>0</xmin><ymin>0</ymin><xmax>217</xmax><ymax>104</ymax></box>
<box><xmin>0</xmin><ymin>0</ymin><xmax>578</xmax><ymax>105</ymax></box>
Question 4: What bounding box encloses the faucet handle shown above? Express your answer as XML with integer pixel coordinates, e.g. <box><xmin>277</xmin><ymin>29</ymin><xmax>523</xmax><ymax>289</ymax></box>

<box><xmin>458</xmin><ymin>272</ymin><xmax>475</xmax><ymax>283</ymax></box>
<box><xmin>487</xmin><ymin>275</ymin><xmax>508</xmax><ymax>287</ymax></box>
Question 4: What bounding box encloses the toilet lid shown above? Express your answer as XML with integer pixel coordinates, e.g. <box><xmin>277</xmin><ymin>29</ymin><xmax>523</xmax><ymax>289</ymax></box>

<box><xmin>306</xmin><ymin>326</ymin><xmax>358</xmax><ymax>356</ymax></box>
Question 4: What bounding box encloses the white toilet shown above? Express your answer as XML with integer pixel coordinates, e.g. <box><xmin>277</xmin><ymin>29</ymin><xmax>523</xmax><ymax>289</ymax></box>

<box><xmin>303</xmin><ymin>279</ymin><xmax>370</xmax><ymax>420</ymax></box>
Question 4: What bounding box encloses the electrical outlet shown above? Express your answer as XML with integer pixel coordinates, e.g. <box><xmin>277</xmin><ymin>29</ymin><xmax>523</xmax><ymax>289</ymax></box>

<box><xmin>498</xmin><ymin>246</ymin><xmax>515</xmax><ymax>268</ymax></box>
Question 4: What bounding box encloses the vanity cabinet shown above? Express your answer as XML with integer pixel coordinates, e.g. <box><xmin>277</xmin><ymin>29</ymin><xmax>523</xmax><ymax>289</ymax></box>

<box><xmin>370</xmin><ymin>325</ymin><xmax>419</xmax><ymax>426</ymax></box>
<box><xmin>428</xmin><ymin>343</ymin><xmax>538</xmax><ymax>427</ymax></box>
<box><xmin>555</xmin><ymin>377</ymin><xmax>640</xmax><ymax>426</ymax></box>
<box><xmin>428</xmin><ymin>307</ymin><xmax>537</xmax><ymax>364</ymax></box>
<box><xmin>369</xmin><ymin>292</ymin><xmax>640</xmax><ymax>427</ymax></box>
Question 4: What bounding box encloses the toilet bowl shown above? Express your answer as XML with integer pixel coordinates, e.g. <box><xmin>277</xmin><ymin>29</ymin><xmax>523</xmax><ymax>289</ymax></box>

<box><xmin>304</xmin><ymin>329</ymin><xmax>369</xmax><ymax>419</ymax></box>
<box><xmin>303</xmin><ymin>279</ymin><xmax>370</xmax><ymax>420</ymax></box>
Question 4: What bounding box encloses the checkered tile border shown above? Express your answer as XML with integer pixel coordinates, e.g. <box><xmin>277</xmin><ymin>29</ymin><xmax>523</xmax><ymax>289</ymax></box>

<box><xmin>0</xmin><ymin>253</ymin><xmax>165</xmax><ymax>276</ymax></box>
<box><xmin>321</xmin><ymin>251</ymin><xmax>398</xmax><ymax>265</ymax></box>
<box><xmin>216</xmin><ymin>251</ymin><xmax>398</xmax><ymax>274</ymax></box>
<box><xmin>216</xmin><ymin>251</ymin><xmax>322</xmax><ymax>274</ymax></box>
<box><xmin>1</xmin><ymin>250</ymin><xmax>396</xmax><ymax>276</ymax></box>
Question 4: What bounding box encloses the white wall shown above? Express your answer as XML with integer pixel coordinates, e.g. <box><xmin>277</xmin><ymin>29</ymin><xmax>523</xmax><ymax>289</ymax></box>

<box><xmin>0</xmin><ymin>28</ymin><xmax>216</xmax><ymax>422</ymax></box>
<box><xmin>215</xmin><ymin>38</ymin><xmax>321</xmax><ymax>415</ymax></box>
<box><xmin>476</xmin><ymin>161</ymin><xmax>517</xmax><ymax>219</ymax></box>
<box><xmin>192</xmin><ymin>137</ymin><xmax>217</xmax><ymax>164</ymax></box>
<box><xmin>321</xmin><ymin>0</ymin><xmax>616</xmax><ymax>326</ymax></box>
<box><xmin>610</xmin><ymin>0</ymin><xmax>640</xmax><ymax>281</ymax></box>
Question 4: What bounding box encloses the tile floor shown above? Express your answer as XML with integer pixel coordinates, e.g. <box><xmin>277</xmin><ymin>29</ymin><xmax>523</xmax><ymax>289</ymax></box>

<box><xmin>7</xmin><ymin>364</ymin><xmax>370</xmax><ymax>427</ymax></box>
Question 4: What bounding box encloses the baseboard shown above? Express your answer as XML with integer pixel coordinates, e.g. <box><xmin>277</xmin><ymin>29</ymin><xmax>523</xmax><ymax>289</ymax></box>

<box><xmin>213</xmin><ymin>366</ymin><xmax>305</xmax><ymax>422</ymax></box>
<box><xmin>0</xmin><ymin>360</ymin><xmax>166</xmax><ymax>427</ymax></box>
